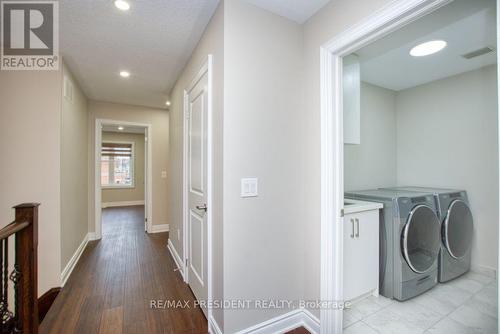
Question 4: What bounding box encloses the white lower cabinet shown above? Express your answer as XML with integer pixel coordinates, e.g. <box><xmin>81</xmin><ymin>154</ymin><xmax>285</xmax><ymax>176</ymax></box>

<box><xmin>343</xmin><ymin>209</ymin><xmax>380</xmax><ymax>302</ymax></box>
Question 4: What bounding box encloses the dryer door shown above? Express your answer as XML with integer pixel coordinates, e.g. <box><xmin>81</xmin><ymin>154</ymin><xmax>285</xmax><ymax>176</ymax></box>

<box><xmin>402</xmin><ymin>205</ymin><xmax>441</xmax><ymax>273</ymax></box>
<box><xmin>443</xmin><ymin>200</ymin><xmax>473</xmax><ymax>259</ymax></box>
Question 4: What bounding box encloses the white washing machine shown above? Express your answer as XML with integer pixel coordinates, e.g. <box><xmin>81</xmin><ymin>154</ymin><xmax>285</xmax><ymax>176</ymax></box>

<box><xmin>384</xmin><ymin>187</ymin><xmax>473</xmax><ymax>282</ymax></box>
<box><xmin>345</xmin><ymin>189</ymin><xmax>441</xmax><ymax>300</ymax></box>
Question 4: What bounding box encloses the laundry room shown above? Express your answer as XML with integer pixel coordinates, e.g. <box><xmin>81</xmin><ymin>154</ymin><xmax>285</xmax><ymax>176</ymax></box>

<box><xmin>340</xmin><ymin>0</ymin><xmax>499</xmax><ymax>332</ymax></box>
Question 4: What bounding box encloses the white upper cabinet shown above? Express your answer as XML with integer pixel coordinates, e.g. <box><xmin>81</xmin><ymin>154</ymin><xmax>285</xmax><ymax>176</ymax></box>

<box><xmin>343</xmin><ymin>55</ymin><xmax>360</xmax><ymax>145</ymax></box>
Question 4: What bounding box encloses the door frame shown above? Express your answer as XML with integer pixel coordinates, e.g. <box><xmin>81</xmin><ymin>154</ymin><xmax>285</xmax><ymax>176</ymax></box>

<box><xmin>94</xmin><ymin>119</ymin><xmax>153</xmax><ymax>239</ymax></box>
<box><xmin>319</xmin><ymin>0</ymin><xmax>453</xmax><ymax>332</ymax></box>
<box><xmin>182</xmin><ymin>55</ymin><xmax>213</xmax><ymax>324</ymax></box>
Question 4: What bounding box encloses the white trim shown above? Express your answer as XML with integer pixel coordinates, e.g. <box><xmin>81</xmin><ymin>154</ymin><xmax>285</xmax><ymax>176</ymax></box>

<box><xmin>150</xmin><ymin>223</ymin><xmax>170</xmax><ymax>233</ymax></box>
<box><xmin>61</xmin><ymin>233</ymin><xmax>90</xmax><ymax>286</ymax></box>
<box><xmin>167</xmin><ymin>239</ymin><xmax>185</xmax><ymax>279</ymax></box>
<box><xmin>102</xmin><ymin>200</ymin><xmax>145</xmax><ymax>208</ymax></box>
<box><xmin>182</xmin><ymin>55</ymin><xmax>214</xmax><ymax>326</ymax></box>
<box><xmin>319</xmin><ymin>1</ymin><xmax>453</xmax><ymax>333</ymax></box>
<box><xmin>471</xmin><ymin>265</ymin><xmax>497</xmax><ymax>279</ymax></box>
<box><xmin>235</xmin><ymin>309</ymin><xmax>320</xmax><ymax>334</ymax></box>
<box><xmin>209</xmin><ymin>316</ymin><xmax>223</xmax><ymax>334</ymax></box>
<box><xmin>302</xmin><ymin>309</ymin><xmax>321</xmax><ymax>334</ymax></box>
<box><xmin>95</xmin><ymin>119</ymin><xmax>153</xmax><ymax>238</ymax></box>
<box><xmin>87</xmin><ymin>232</ymin><xmax>98</xmax><ymax>241</ymax></box>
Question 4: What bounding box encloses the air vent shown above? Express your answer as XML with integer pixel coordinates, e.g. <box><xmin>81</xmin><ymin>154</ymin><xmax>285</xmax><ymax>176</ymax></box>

<box><xmin>449</xmin><ymin>192</ymin><xmax>462</xmax><ymax>198</ymax></box>
<box><xmin>461</xmin><ymin>46</ymin><xmax>495</xmax><ymax>59</ymax></box>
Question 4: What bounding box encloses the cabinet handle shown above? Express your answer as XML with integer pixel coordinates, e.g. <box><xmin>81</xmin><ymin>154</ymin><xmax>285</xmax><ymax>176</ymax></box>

<box><xmin>355</xmin><ymin>218</ymin><xmax>360</xmax><ymax>238</ymax></box>
<box><xmin>350</xmin><ymin>219</ymin><xmax>355</xmax><ymax>238</ymax></box>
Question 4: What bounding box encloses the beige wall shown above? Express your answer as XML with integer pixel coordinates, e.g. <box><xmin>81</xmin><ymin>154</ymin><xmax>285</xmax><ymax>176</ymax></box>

<box><xmin>0</xmin><ymin>69</ymin><xmax>63</xmax><ymax>296</ymax></box>
<box><xmin>101</xmin><ymin>132</ymin><xmax>145</xmax><ymax>204</ymax></box>
<box><xmin>396</xmin><ymin>66</ymin><xmax>499</xmax><ymax>271</ymax></box>
<box><xmin>223</xmin><ymin>1</ymin><xmax>305</xmax><ymax>332</ymax></box>
<box><xmin>303</xmin><ymin>0</ymin><xmax>394</xmax><ymax>317</ymax></box>
<box><xmin>88</xmin><ymin>101</ymin><xmax>169</xmax><ymax>228</ymax></box>
<box><xmin>168</xmin><ymin>1</ymin><xmax>225</xmax><ymax>327</ymax></box>
<box><xmin>345</xmin><ymin>82</ymin><xmax>397</xmax><ymax>191</ymax></box>
<box><xmin>61</xmin><ymin>63</ymin><xmax>89</xmax><ymax>272</ymax></box>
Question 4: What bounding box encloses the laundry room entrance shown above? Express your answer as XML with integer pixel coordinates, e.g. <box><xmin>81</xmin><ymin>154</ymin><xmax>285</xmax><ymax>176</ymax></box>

<box><xmin>320</xmin><ymin>0</ymin><xmax>499</xmax><ymax>332</ymax></box>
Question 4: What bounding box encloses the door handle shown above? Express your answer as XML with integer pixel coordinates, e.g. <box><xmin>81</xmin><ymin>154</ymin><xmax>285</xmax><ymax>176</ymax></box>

<box><xmin>355</xmin><ymin>218</ymin><xmax>360</xmax><ymax>238</ymax></box>
<box><xmin>350</xmin><ymin>219</ymin><xmax>355</xmax><ymax>238</ymax></box>
<box><xmin>196</xmin><ymin>204</ymin><xmax>207</xmax><ymax>212</ymax></box>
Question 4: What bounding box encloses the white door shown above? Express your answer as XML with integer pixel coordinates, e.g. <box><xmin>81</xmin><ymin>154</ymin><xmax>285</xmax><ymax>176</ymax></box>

<box><xmin>186</xmin><ymin>68</ymin><xmax>209</xmax><ymax>316</ymax></box>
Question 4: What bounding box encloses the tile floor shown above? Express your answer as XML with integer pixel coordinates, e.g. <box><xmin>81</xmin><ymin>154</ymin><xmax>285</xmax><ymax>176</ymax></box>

<box><xmin>344</xmin><ymin>271</ymin><xmax>498</xmax><ymax>334</ymax></box>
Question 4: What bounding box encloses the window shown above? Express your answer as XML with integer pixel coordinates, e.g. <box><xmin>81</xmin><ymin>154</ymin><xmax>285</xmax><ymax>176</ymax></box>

<box><xmin>101</xmin><ymin>142</ymin><xmax>134</xmax><ymax>188</ymax></box>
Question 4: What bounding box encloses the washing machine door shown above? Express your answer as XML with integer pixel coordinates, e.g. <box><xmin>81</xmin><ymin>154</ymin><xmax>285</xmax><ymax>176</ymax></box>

<box><xmin>443</xmin><ymin>200</ymin><xmax>473</xmax><ymax>259</ymax></box>
<box><xmin>402</xmin><ymin>205</ymin><xmax>441</xmax><ymax>273</ymax></box>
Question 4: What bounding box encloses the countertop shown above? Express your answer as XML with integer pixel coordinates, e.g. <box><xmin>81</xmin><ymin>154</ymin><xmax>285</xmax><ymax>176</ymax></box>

<box><xmin>344</xmin><ymin>198</ymin><xmax>383</xmax><ymax>214</ymax></box>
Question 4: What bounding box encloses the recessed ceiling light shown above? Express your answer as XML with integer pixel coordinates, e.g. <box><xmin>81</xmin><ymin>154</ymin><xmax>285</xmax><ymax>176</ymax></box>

<box><xmin>119</xmin><ymin>71</ymin><xmax>130</xmax><ymax>78</ymax></box>
<box><xmin>410</xmin><ymin>40</ymin><xmax>447</xmax><ymax>57</ymax></box>
<box><xmin>118</xmin><ymin>126</ymin><xmax>124</xmax><ymax>131</ymax></box>
<box><xmin>114</xmin><ymin>0</ymin><xmax>130</xmax><ymax>11</ymax></box>
<box><xmin>165</xmin><ymin>101</ymin><xmax>171</xmax><ymax>106</ymax></box>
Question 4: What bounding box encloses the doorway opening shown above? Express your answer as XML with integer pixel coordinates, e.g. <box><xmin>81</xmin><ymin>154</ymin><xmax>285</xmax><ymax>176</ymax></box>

<box><xmin>320</xmin><ymin>0</ymin><xmax>499</xmax><ymax>333</ymax></box>
<box><xmin>94</xmin><ymin>119</ymin><xmax>153</xmax><ymax>239</ymax></box>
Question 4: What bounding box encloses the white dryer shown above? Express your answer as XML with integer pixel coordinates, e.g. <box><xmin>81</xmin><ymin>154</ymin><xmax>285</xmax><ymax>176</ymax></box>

<box><xmin>345</xmin><ymin>189</ymin><xmax>441</xmax><ymax>300</ymax></box>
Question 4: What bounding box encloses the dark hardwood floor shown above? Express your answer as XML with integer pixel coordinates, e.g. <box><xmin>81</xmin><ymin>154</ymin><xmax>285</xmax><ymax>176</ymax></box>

<box><xmin>40</xmin><ymin>205</ymin><xmax>310</xmax><ymax>334</ymax></box>
<box><xmin>41</xmin><ymin>206</ymin><xmax>207</xmax><ymax>334</ymax></box>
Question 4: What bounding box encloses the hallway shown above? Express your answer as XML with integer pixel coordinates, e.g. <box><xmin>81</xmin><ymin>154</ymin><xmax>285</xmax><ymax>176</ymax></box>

<box><xmin>40</xmin><ymin>206</ymin><xmax>207</xmax><ymax>334</ymax></box>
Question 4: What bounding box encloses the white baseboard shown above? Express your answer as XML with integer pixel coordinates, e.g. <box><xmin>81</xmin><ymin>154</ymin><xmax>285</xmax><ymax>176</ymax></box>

<box><xmin>235</xmin><ymin>308</ymin><xmax>320</xmax><ymax>334</ymax></box>
<box><xmin>301</xmin><ymin>309</ymin><xmax>321</xmax><ymax>334</ymax></box>
<box><xmin>167</xmin><ymin>239</ymin><xmax>184</xmax><ymax>279</ymax></box>
<box><xmin>472</xmin><ymin>265</ymin><xmax>497</xmax><ymax>278</ymax></box>
<box><xmin>209</xmin><ymin>316</ymin><xmax>223</xmax><ymax>334</ymax></box>
<box><xmin>87</xmin><ymin>232</ymin><xmax>98</xmax><ymax>241</ymax></box>
<box><xmin>61</xmin><ymin>233</ymin><xmax>90</xmax><ymax>286</ymax></box>
<box><xmin>151</xmin><ymin>223</ymin><xmax>169</xmax><ymax>233</ymax></box>
<box><xmin>102</xmin><ymin>200</ymin><xmax>145</xmax><ymax>208</ymax></box>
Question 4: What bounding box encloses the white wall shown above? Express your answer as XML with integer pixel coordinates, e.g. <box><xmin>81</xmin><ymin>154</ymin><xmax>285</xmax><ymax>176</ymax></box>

<box><xmin>101</xmin><ymin>132</ymin><xmax>145</xmax><ymax>204</ymax></box>
<box><xmin>396</xmin><ymin>65</ymin><xmax>499</xmax><ymax>271</ymax></box>
<box><xmin>345</xmin><ymin>82</ymin><xmax>397</xmax><ymax>191</ymax></box>
<box><xmin>223</xmin><ymin>1</ymin><xmax>305</xmax><ymax>332</ymax></box>
<box><xmin>0</xmin><ymin>69</ymin><xmax>63</xmax><ymax>296</ymax></box>
<box><xmin>61</xmin><ymin>63</ymin><xmax>89</xmax><ymax>272</ymax></box>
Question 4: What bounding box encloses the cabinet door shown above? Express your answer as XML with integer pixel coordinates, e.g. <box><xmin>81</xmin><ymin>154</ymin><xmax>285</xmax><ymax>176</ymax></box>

<box><xmin>343</xmin><ymin>55</ymin><xmax>360</xmax><ymax>145</ymax></box>
<box><xmin>343</xmin><ymin>214</ymin><xmax>358</xmax><ymax>301</ymax></box>
<box><xmin>343</xmin><ymin>210</ymin><xmax>379</xmax><ymax>301</ymax></box>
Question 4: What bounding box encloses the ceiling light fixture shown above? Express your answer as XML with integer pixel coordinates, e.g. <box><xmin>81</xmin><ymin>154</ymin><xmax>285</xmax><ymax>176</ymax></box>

<box><xmin>118</xmin><ymin>126</ymin><xmax>124</xmax><ymax>131</ymax></box>
<box><xmin>119</xmin><ymin>71</ymin><xmax>130</xmax><ymax>78</ymax></box>
<box><xmin>165</xmin><ymin>101</ymin><xmax>171</xmax><ymax>106</ymax></box>
<box><xmin>410</xmin><ymin>40</ymin><xmax>447</xmax><ymax>57</ymax></box>
<box><xmin>114</xmin><ymin>0</ymin><xmax>130</xmax><ymax>11</ymax></box>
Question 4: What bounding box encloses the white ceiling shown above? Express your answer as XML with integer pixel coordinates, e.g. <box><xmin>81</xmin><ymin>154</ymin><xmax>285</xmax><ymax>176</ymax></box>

<box><xmin>60</xmin><ymin>0</ymin><xmax>219</xmax><ymax>109</ymax></box>
<box><xmin>357</xmin><ymin>0</ymin><xmax>496</xmax><ymax>91</ymax></box>
<box><xmin>241</xmin><ymin>0</ymin><xmax>331</xmax><ymax>23</ymax></box>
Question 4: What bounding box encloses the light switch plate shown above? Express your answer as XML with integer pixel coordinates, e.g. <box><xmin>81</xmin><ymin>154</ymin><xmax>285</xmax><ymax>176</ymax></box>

<box><xmin>241</xmin><ymin>178</ymin><xmax>258</xmax><ymax>197</ymax></box>
<box><xmin>161</xmin><ymin>171</ymin><xmax>167</xmax><ymax>178</ymax></box>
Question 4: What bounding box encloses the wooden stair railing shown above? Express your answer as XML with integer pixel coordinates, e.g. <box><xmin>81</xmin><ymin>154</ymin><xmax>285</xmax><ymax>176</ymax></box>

<box><xmin>0</xmin><ymin>203</ymin><xmax>39</xmax><ymax>334</ymax></box>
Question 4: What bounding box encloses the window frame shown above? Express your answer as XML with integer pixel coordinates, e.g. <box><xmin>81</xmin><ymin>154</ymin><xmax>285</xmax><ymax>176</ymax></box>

<box><xmin>100</xmin><ymin>140</ymin><xmax>135</xmax><ymax>189</ymax></box>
